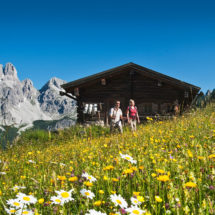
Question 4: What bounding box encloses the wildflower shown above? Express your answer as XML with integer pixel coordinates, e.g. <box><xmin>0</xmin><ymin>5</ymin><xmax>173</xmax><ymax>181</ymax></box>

<box><xmin>137</xmin><ymin>196</ymin><xmax>144</xmax><ymax>202</ymax></box>
<box><xmin>123</xmin><ymin>168</ymin><xmax>133</xmax><ymax>174</ymax></box>
<box><xmin>133</xmin><ymin>192</ymin><xmax>140</xmax><ymax>196</ymax></box>
<box><xmin>6</xmin><ymin>199</ymin><xmax>24</xmax><ymax>209</ymax></box>
<box><xmin>103</xmin><ymin>165</ymin><xmax>114</xmax><ymax>170</ymax></box>
<box><xmin>80</xmin><ymin>189</ymin><xmax>95</xmax><ymax>199</ymax></box>
<box><xmin>5</xmin><ymin>208</ymin><xmax>17</xmax><ymax>214</ymax></box>
<box><xmin>16</xmin><ymin>208</ymin><xmax>34</xmax><ymax>215</ymax></box>
<box><xmin>120</xmin><ymin>154</ymin><xmax>137</xmax><ymax>164</ymax></box>
<box><xmin>126</xmin><ymin>206</ymin><xmax>146</xmax><ymax>215</ymax></box>
<box><xmin>208</xmin><ymin>154</ymin><xmax>215</xmax><ymax>159</ymax></box>
<box><xmin>94</xmin><ymin>200</ymin><xmax>102</xmax><ymax>206</ymax></box>
<box><xmin>11</xmin><ymin>185</ymin><xmax>26</xmax><ymax>191</ymax></box>
<box><xmin>82</xmin><ymin>172</ymin><xmax>97</xmax><ymax>182</ymax></box>
<box><xmin>157</xmin><ymin>175</ymin><xmax>170</xmax><ymax>182</ymax></box>
<box><xmin>151</xmin><ymin>173</ymin><xmax>156</xmax><ymax>177</ymax></box>
<box><xmin>185</xmin><ymin>182</ymin><xmax>197</xmax><ymax>188</ymax></box>
<box><xmin>28</xmin><ymin>160</ymin><xmax>36</xmax><ymax>164</ymax></box>
<box><xmin>85</xmin><ymin>209</ymin><xmax>107</xmax><ymax>215</ymax></box>
<box><xmin>38</xmin><ymin>198</ymin><xmax>44</xmax><ymax>204</ymax></box>
<box><xmin>84</xmin><ymin>181</ymin><xmax>93</xmax><ymax>187</ymax></box>
<box><xmin>55</xmin><ymin>189</ymin><xmax>74</xmax><ymax>203</ymax></box>
<box><xmin>16</xmin><ymin>193</ymin><xmax>37</xmax><ymax>205</ymax></box>
<box><xmin>156</xmin><ymin>169</ymin><xmax>165</xmax><ymax>174</ymax></box>
<box><xmin>155</xmin><ymin>196</ymin><xmax>162</xmax><ymax>202</ymax></box>
<box><xmin>57</xmin><ymin>176</ymin><xmax>66</xmax><ymax>181</ymax></box>
<box><xmin>50</xmin><ymin>196</ymin><xmax>63</xmax><ymax>205</ymax></box>
<box><xmin>130</xmin><ymin>197</ymin><xmax>142</xmax><ymax>205</ymax></box>
<box><xmin>0</xmin><ymin>172</ymin><xmax>6</xmax><ymax>175</ymax></box>
<box><xmin>69</xmin><ymin>176</ymin><xmax>78</xmax><ymax>182</ymax></box>
<box><xmin>99</xmin><ymin>190</ymin><xmax>104</xmax><ymax>194</ymax></box>
<box><xmin>110</xmin><ymin>194</ymin><xmax>128</xmax><ymax>208</ymax></box>
<box><xmin>187</xmin><ymin>150</ymin><xmax>193</xmax><ymax>158</ymax></box>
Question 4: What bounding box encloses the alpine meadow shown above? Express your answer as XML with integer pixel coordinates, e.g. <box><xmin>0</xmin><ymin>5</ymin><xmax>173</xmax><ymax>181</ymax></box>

<box><xmin>0</xmin><ymin>104</ymin><xmax>214</xmax><ymax>215</ymax></box>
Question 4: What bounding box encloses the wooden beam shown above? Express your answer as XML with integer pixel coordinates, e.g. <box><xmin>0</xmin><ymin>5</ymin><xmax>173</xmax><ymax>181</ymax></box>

<box><xmin>59</xmin><ymin>91</ymin><xmax>78</xmax><ymax>101</ymax></box>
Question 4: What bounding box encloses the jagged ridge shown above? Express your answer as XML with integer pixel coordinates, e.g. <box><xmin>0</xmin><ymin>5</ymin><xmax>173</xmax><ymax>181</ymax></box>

<box><xmin>0</xmin><ymin>63</ymin><xmax>76</xmax><ymax>131</ymax></box>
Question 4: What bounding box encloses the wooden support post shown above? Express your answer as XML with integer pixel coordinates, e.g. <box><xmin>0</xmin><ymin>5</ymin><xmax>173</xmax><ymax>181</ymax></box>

<box><xmin>77</xmin><ymin>98</ymin><xmax>84</xmax><ymax>123</ymax></box>
<box><xmin>129</xmin><ymin>70</ymin><xmax>135</xmax><ymax>99</ymax></box>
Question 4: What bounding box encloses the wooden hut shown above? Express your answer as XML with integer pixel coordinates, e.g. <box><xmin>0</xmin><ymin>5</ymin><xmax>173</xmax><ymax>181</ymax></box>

<box><xmin>60</xmin><ymin>62</ymin><xmax>200</xmax><ymax>123</ymax></box>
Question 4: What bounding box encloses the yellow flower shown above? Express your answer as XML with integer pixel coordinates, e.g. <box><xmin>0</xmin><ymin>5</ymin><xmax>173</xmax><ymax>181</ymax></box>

<box><xmin>156</xmin><ymin>169</ymin><xmax>165</xmax><ymax>174</ymax></box>
<box><xmin>112</xmin><ymin>178</ymin><xmax>119</xmax><ymax>182</ymax></box>
<box><xmin>94</xmin><ymin>200</ymin><xmax>102</xmax><ymax>206</ymax></box>
<box><xmin>137</xmin><ymin>196</ymin><xmax>144</xmax><ymax>202</ymax></box>
<box><xmin>111</xmin><ymin>191</ymin><xmax>116</xmax><ymax>194</ymax></box>
<box><xmin>57</xmin><ymin>176</ymin><xmax>66</xmax><ymax>181</ymax></box>
<box><xmin>103</xmin><ymin>176</ymin><xmax>109</xmax><ymax>180</ymax></box>
<box><xmin>84</xmin><ymin>181</ymin><xmax>93</xmax><ymax>187</ymax></box>
<box><xmin>157</xmin><ymin>175</ymin><xmax>170</xmax><ymax>182</ymax></box>
<box><xmin>133</xmin><ymin>192</ymin><xmax>140</xmax><ymax>196</ymax></box>
<box><xmin>99</xmin><ymin>190</ymin><xmax>104</xmax><ymax>194</ymax></box>
<box><xmin>103</xmin><ymin>165</ymin><xmax>114</xmax><ymax>171</ymax></box>
<box><xmin>155</xmin><ymin>196</ymin><xmax>162</xmax><ymax>202</ymax></box>
<box><xmin>187</xmin><ymin>150</ymin><xmax>193</xmax><ymax>158</ymax></box>
<box><xmin>69</xmin><ymin>176</ymin><xmax>78</xmax><ymax>182</ymax></box>
<box><xmin>208</xmin><ymin>154</ymin><xmax>215</xmax><ymax>159</ymax></box>
<box><xmin>185</xmin><ymin>182</ymin><xmax>197</xmax><ymax>188</ymax></box>
<box><xmin>20</xmin><ymin>176</ymin><xmax>26</xmax><ymax>179</ymax></box>
<box><xmin>0</xmin><ymin>190</ymin><xmax>2</xmax><ymax>196</ymax></box>
<box><xmin>151</xmin><ymin>173</ymin><xmax>157</xmax><ymax>177</ymax></box>
<box><xmin>123</xmin><ymin>169</ymin><xmax>133</xmax><ymax>174</ymax></box>
<box><xmin>38</xmin><ymin>198</ymin><xmax>44</xmax><ymax>204</ymax></box>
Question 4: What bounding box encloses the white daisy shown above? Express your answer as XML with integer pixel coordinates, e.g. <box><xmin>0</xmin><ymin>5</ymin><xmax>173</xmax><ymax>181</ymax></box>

<box><xmin>50</xmin><ymin>196</ymin><xmax>64</xmax><ymax>205</ymax></box>
<box><xmin>16</xmin><ymin>193</ymin><xmax>37</xmax><ymax>205</ymax></box>
<box><xmin>28</xmin><ymin>160</ymin><xmax>36</xmax><ymax>164</ymax></box>
<box><xmin>5</xmin><ymin>208</ymin><xmax>17</xmax><ymax>214</ymax></box>
<box><xmin>55</xmin><ymin>189</ymin><xmax>74</xmax><ymax>203</ymax></box>
<box><xmin>82</xmin><ymin>172</ymin><xmax>97</xmax><ymax>182</ymax></box>
<box><xmin>131</xmin><ymin>197</ymin><xmax>142</xmax><ymax>206</ymax></box>
<box><xmin>120</xmin><ymin>154</ymin><xmax>137</xmax><ymax>164</ymax></box>
<box><xmin>80</xmin><ymin>189</ymin><xmax>95</xmax><ymax>199</ymax></box>
<box><xmin>110</xmin><ymin>194</ymin><xmax>128</xmax><ymax>208</ymax></box>
<box><xmin>85</xmin><ymin>209</ymin><xmax>107</xmax><ymax>215</ymax></box>
<box><xmin>6</xmin><ymin>199</ymin><xmax>24</xmax><ymax>209</ymax></box>
<box><xmin>16</xmin><ymin>208</ymin><xmax>34</xmax><ymax>215</ymax></box>
<box><xmin>11</xmin><ymin>185</ymin><xmax>26</xmax><ymax>191</ymax></box>
<box><xmin>126</xmin><ymin>206</ymin><xmax>146</xmax><ymax>215</ymax></box>
<box><xmin>0</xmin><ymin>172</ymin><xmax>6</xmax><ymax>175</ymax></box>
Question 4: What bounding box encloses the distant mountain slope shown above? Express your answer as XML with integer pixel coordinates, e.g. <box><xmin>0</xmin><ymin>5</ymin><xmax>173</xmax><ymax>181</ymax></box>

<box><xmin>0</xmin><ymin>63</ymin><xmax>76</xmax><ymax>131</ymax></box>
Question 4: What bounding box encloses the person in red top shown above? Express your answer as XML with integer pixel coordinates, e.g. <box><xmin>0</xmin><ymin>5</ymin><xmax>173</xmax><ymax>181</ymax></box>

<box><xmin>126</xmin><ymin>99</ymin><xmax>140</xmax><ymax>131</ymax></box>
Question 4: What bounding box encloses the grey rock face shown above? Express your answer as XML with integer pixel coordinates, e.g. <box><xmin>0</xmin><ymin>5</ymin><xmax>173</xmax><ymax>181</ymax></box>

<box><xmin>0</xmin><ymin>64</ymin><xmax>4</xmax><ymax>79</ymax></box>
<box><xmin>3</xmin><ymin>62</ymin><xmax>18</xmax><ymax>80</ymax></box>
<box><xmin>39</xmin><ymin>77</ymin><xmax>76</xmax><ymax>119</ymax></box>
<box><xmin>0</xmin><ymin>63</ymin><xmax>76</xmax><ymax>130</ymax></box>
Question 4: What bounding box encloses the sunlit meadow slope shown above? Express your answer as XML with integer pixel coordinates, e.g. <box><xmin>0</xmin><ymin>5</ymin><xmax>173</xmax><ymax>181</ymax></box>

<box><xmin>0</xmin><ymin>104</ymin><xmax>214</xmax><ymax>215</ymax></box>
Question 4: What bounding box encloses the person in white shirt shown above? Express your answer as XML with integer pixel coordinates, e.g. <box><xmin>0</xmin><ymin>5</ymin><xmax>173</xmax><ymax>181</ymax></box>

<box><xmin>109</xmin><ymin>100</ymin><xmax>123</xmax><ymax>133</ymax></box>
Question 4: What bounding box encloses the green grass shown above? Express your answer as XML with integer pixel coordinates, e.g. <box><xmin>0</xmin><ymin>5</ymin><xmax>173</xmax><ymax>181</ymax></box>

<box><xmin>0</xmin><ymin>104</ymin><xmax>214</xmax><ymax>215</ymax></box>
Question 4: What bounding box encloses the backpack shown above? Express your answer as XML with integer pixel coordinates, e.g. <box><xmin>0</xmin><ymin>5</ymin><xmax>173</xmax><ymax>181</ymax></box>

<box><xmin>128</xmin><ymin>106</ymin><xmax>137</xmax><ymax>120</ymax></box>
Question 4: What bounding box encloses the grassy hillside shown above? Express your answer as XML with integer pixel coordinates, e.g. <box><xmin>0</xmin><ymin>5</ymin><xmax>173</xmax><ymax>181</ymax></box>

<box><xmin>0</xmin><ymin>104</ymin><xmax>214</xmax><ymax>215</ymax></box>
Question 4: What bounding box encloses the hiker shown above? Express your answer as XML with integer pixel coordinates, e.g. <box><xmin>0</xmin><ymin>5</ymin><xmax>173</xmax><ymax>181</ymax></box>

<box><xmin>127</xmin><ymin>99</ymin><xmax>140</xmax><ymax>131</ymax></box>
<box><xmin>109</xmin><ymin>100</ymin><xmax>123</xmax><ymax>133</ymax></box>
<box><xmin>173</xmin><ymin>100</ymin><xmax>180</xmax><ymax>116</ymax></box>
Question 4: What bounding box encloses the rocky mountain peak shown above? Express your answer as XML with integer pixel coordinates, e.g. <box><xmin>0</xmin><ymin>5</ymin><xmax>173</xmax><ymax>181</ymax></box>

<box><xmin>0</xmin><ymin>64</ymin><xmax>4</xmax><ymax>79</ymax></box>
<box><xmin>3</xmin><ymin>63</ymin><xmax>18</xmax><ymax>80</ymax></box>
<box><xmin>0</xmin><ymin>62</ymin><xmax>76</xmax><ymax>131</ymax></box>
<box><xmin>40</xmin><ymin>77</ymin><xmax>66</xmax><ymax>92</ymax></box>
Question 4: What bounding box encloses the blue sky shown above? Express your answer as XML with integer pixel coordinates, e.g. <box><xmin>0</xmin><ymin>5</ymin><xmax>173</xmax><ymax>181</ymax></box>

<box><xmin>0</xmin><ymin>0</ymin><xmax>214</xmax><ymax>92</ymax></box>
